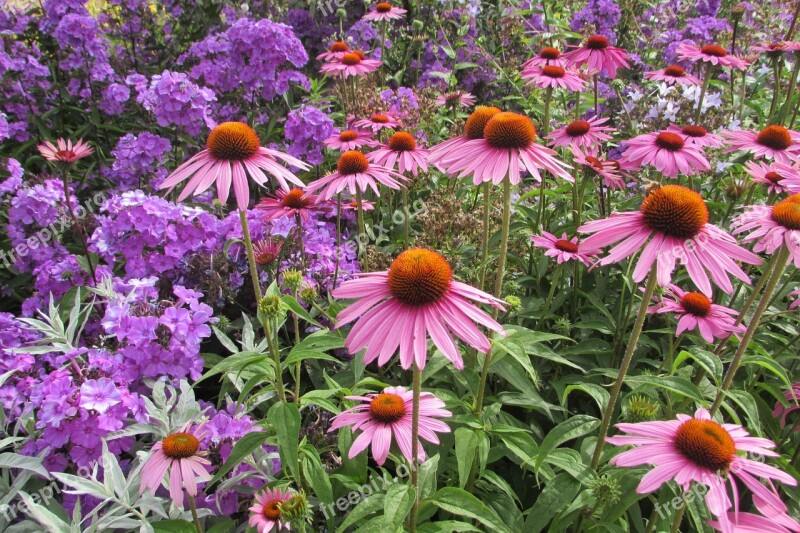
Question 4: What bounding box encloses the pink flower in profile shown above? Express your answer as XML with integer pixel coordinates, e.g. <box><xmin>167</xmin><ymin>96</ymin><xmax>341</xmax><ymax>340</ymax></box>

<box><xmin>341</xmin><ymin>198</ymin><xmax>375</xmax><ymax>212</ymax></box>
<box><xmin>320</xmin><ymin>51</ymin><xmax>381</xmax><ymax>78</ymax></box>
<box><xmin>790</xmin><ymin>288</ymin><xmax>800</xmax><ymax>310</ymax></box>
<box><xmin>732</xmin><ymin>193</ymin><xmax>800</xmax><ymax>267</ymax></box>
<box><xmin>607</xmin><ymin>408</ymin><xmax>797</xmax><ymax>533</ymax></box>
<box><xmin>548</xmin><ymin>116</ymin><xmax>615</xmax><ymax>150</ymax></box>
<box><xmin>571</xmin><ymin>146</ymin><xmax>635</xmax><ymax>190</ymax></box>
<box><xmin>522</xmin><ymin>47</ymin><xmax>566</xmax><ymax>69</ymax></box>
<box><xmin>139</xmin><ymin>423</ymin><xmax>211</xmax><ymax>508</ymax></box>
<box><xmin>367</xmin><ymin>131</ymin><xmax>429</xmax><ymax>176</ymax></box>
<box><xmin>305</xmin><ymin>150</ymin><xmax>407</xmax><ymax>200</ymax></box>
<box><xmin>158</xmin><ymin>122</ymin><xmax>309</xmax><ymax>211</ymax></box>
<box><xmin>677</xmin><ymin>43</ymin><xmax>749</xmax><ymax>70</ymax></box>
<box><xmin>644</xmin><ymin>65</ymin><xmax>703</xmax><ymax>86</ymax></box>
<box><xmin>427</xmin><ymin>106</ymin><xmax>501</xmax><ymax>170</ymax></box>
<box><xmin>435</xmin><ymin>90</ymin><xmax>476</xmax><ymax>108</ymax></box>
<box><xmin>723</xmin><ymin>125</ymin><xmax>800</xmax><ymax>164</ymax></box>
<box><xmin>752</xmin><ymin>41</ymin><xmax>797</xmax><ymax>57</ymax></box>
<box><xmin>531</xmin><ymin>232</ymin><xmax>599</xmax><ymax>266</ymax></box>
<box><xmin>666</xmin><ymin>124</ymin><xmax>725</xmax><ymax>149</ymax></box>
<box><xmin>562</xmin><ymin>35</ymin><xmax>630</xmax><ymax>77</ymax></box>
<box><xmin>317</xmin><ymin>40</ymin><xmax>350</xmax><ymax>62</ymax></box>
<box><xmin>744</xmin><ymin>160</ymin><xmax>800</xmax><ymax>194</ymax></box>
<box><xmin>353</xmin><ymin>112</ymin><xmax>401</xmax><ymax>132</ymax></box>
<box><xmin>619</xmin><ymin>131</ymin><xmax>711</xmax><ymax>178</ymax></box>
<box><xmin>648</xmin><ymin>284</ymin><xmax>744</xmax><ymax>343</ymax></box>
<box><xmin>37</xmin><ymin>138</ymin><xmax>93</xmax><ymax>163</ymax></box>
<box><xmin>248</xmin><ymin>487</ymin><xmax>291</xmax><ymax>533</ymax></box>
<box><xmin>362</xmin><ymin>2</ymin><xmax>407</xmax><ymax>21</ymax></box>
<box><xmin>437</xmin><ymin>111</ymin><xmax>572</xmax><ymax>185</ymax></box>
<box><xmin>323</xmin><ymin>129</ymin><xmax>376</xmax><ymax>151</ymax></box>
<box><xmin>773</xmin><ymin>382</ymin><xmax>800</xmax><ymax>428</ymax></box>
<box><xmin>521</xmin><ymin>65</ymin><xmax>586</xmax><ymax>91</ymax></box>
<box><xmin>328</xmin><ymin>385</ymin><xmax>451</xmax><ymax>465</ymax></box>
<box><xmin>579</xmin><ymin>185</ymin><xmax>762</xmax><ymax>295</ymax></box>
<box><xmin>332</xmin><ymin>248</ymin><xmax>506</xmax><ymax>369</ymax></box>
<box><xmin>256</xmin><ymin>188</ymin><xmax>326</xmax><ymax>223</ymax></box>
<box><xmin>253</xmin><ymin>238</ymin><xmax>283</xmax><ymax>266</ymax></box>
<box><xmin>710</xmin><ymin>506</ymin><xmax>800</xmax><ymax>533</ymax></box>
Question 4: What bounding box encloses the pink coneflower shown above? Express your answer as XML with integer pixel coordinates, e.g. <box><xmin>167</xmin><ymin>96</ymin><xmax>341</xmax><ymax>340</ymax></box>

<box><xmin>580</xmin><ymin>185</ymin><xmax>762</xmax><ymax>295</ymax></box>
<box><xmin>531</xmin><ymin>232</ymin><xmax>599</xmax><ymax>266</ymax></box>
<box><xmin>341</xmin><ymin>198</ymin><xmax>375</xmax><ymax>212</ymax></box>
<box><xmin>253</xmin><ymin>238</ymin><xmax>283</xmax><ymax>266</ymax></box>
<box><xmin>437</xmin><ymin>111</ymin><xmax>573</xmax><ymax>185</ymax></box>
<box><xmin>562</xmin><ymin>35</ymin><xmax>630</xmax><ymax>78</ymax></box>
<box><xmin>711</xmin><ymin>508</ymin><xmax>800</xmax><ymax>533</ymax></box>
<box><xmin>248</xmin><ymin>487</ymin><xmax>291</xmax><ymax>533</ymax></box>
<box><xmin>317</xmin><ymin>40</ymin><xmax>350</xmax><ymax>62</ymax></box>
<box><xmin>362</xmin><ymin>2</ymin><xmax>407</xmax><ymax>21</ymax></box>
<box><xmin>320</xmin><ymin>51</ymin><xmax>381</xmax><ymax>78</ymax></box>
<box><xmin>139</xmin><ymin>424</ymin><xmax>211</xmax><ymax>507</ymax></box>
<box><xmin>521</xmin><ymin>65</ymin><xmax>586</xmax><ymax>91</ymax></box>
<box><xmin>547</xmin><ymin>116</ymin><xmax>615</xmax><ymax>150</ymax></box>
<box><xmin>332</xmin><ymin>248</ymin><xmax>505</xmax><ymax>369</ymax></box>
<box><xmin>427</xmin><ymin>106</ymin><xmax>501</xmax><ymax>169</ymax></box>
<box><xmin>305</xmin><ymin>150</ymin><xmax>407</xmax><ymax>200</ymax></box>
<box><xmin>723</xmin><ymin>125</ymin><xmax>800</xmax><ymax>164</ymax></box>
<box><xmin>367</xmin><ymin>131</ymin><xmax>429</xmax><ymax>176</ymax></box>
<box><xmin>256</xmin><ymin>188</ymin><xmax>326</xmax><ymax>223</ymax></box>
<box><xmin>643</xmin><ymin>65</ymin><xmax>703</xmax><ymax>86</ymax></box>
<box><xmin>752</xmin><ymin>41</ymin><xmax>796</xmax><ymax>58</ymax></box>
<box><xmin>434</xmin><ymin>90</ymin><xmax>476</xmax><ymax>108</ymax></box>
<box><xmin>607</xmin><ymin>408</ymin><xmax>797</xmax><ymax>532</ymax></box>
<box><xmin>666</xmin><ymin>124</ymin><xmax>724</xmax><ymax>149</ymax></box>
<box><xmin>648</xmin><ymin>284</ymin><xmax>745</xmax><ymax>343</ymax></box>
<box><xmin>37</xmin><ymin>138</ymin><xmax>93</xmax><ymax>163</ymax></box>
<box><xmin>677</xmin><ymin>43</ymin><xmax>749</xmax><ymax>70</ymax></box>
<box><xmin>619</xmin><ymin>131</ymin><xmax>711</xmax><ymax>178</ymax></box>
<box><xmin>773</xmin><ymin>382</ymin><xmax>800</xmax><ymax>428</ymax></box>
<box><xmin>329</xmin><ymin>385</ymin><xmax>451</xmax><ymax>465</ymax></box>
<box><xmin>732</xmin><ymin>193</ymin><xmax>800</xmax><ymax>267</ymax></box>
<box><xmin>323</xmin><ymin>129</ymin><xmax>375</xmax><ymax>151</ymax></box>
<box><xmin>158</xmin><ymin>122</ymin><xmax>308</xmax><ymax>211</ymax></box>
<box><xmin>744</xmin><ymin>160</ymin><xmax>800</xmax><ymax>194</ymax></box>
<box><xmin>353</xmin><ymin>112</ymin><xmax>401</xmax><ymax>132</ymax></box>
<box><xmin>790</xmin><ymin>288</ymin><xmax>800</xmax><ymax>310</ymax></box>
<box><xmin>571</xmin><ymin>146</ymin><xmax>635</xmax><ymax>190</ymax></box>
<box><xmin>522</xmin><ymin>47</ymin><xmax>566</xmax><ymax>69</ymax></box>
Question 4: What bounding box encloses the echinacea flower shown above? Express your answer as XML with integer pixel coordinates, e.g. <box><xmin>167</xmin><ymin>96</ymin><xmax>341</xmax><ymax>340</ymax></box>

<box><xmin>305</xmin><ymin>150</ymin><xmax>407</xmax><ymax>200</ymax></box>
<box><xmin>571</xmin><ymin>146</ymin><xmax>635</xmax><ymax>190</ymax></box>
<box><xmin>580</xmin><ymin>185</ymin><xmax>762</xmax><ymax>294</ymax></box>
<box><xmin>772</xmin><ymin>382</ymin><xmax>800</xmax><ymax>428</ymax></box>
<box><xmin>644</xmin><ymin>65</ymin><xmax>703</xmax><ymax>86</ymax></box>
<box><xmin>666</xmin><ymin>124</ymin><xmax>725</xmax><ymax>149</ymax></box>
<box><xmin>434</xmin><ymin>90</ymin><xmax>476</xmax><ymax>108</ymax></box>
<box><xmin>367</xmin><ymin>131</ymin><xmax>429</xmax><ymax>176</ymax></box>
<box><xmin>548</xmin><ymin>117</ymin><xmax>615</xmax><ymax>150</ymax></box>
<box><xmin>744</xmin><ymin>160</ymin><xmax>800</xmax><ymax>194</ymax></box>
<box><xmin>752</xmin><ymin>41</ymin><xmax>797</xmax><ymax>58</ymax></box>
<box><xmin>341</xmin><ymin>198</ymin><xmax>375</xmax><ymax>212</ymax></box>
<box><xmin>427</xmin><ymin>106</ymin><xmax>501</xmax><ymax>169</ymax></box>
<box><xmin>256</xmin><ymin>188</ymin><xmax>325</xmax><ymax>223</ymax></box>
<box><xmin>607</xmin><ymin>408</ymin><xmax>797</xmax><ymax>532</ymax></box>
<box><xmin>790</xmin><ymin>288</ymin><xmax>800</xmax><ymax>310</ymax></box>
<box><xmin>331</xmin><ymin>248</ymin><xmax>506</xmax><ymax>369</ymax></box>
<box><xmin>353</xmin><ymin>112</ymin><xmax>401</xmax><ymax>132</ymax></box>
<box><xmin>158</xmin><ymin>122</ymin><xmax>309</xmax><ymax>211</ymax></box>
<box><xmin>317</xmin><ymin>40</ymin><xmax>350</xmax><ymax>62</ymax></box>
<box><xmin>648</xmin><ymin>284</ymin><xmax>745</xmax><ymax>343</ymax></box>
<box><xmin>320</xmin><ymin>51</ymin><xmax>381</xmax><ymax>78</ymax></box>
<box><xmin>248</xmin><ymin>487</ymin><xmax>292</xmax><ymax>533</ymax></box>
<box><xmin>328</xmin><ymin>385</ymin><xmax>451</xmax><ymax>465</ymax></box>
<box><xmin>531</xmin><ymin>232</ymin><xmax>599</xmax><ymax>266</ymax></box>
<box><xmin>522</xmin><ymin>47</ymin><xmax>566</xmax><ymax>69</ymax></box>
<box><xmin>362</xmin><ymin>1</ymin><xmax>407</xmax><ymax>21</ymax></box>
<box><xmin>521</xmin><ymin>65</ymin><xmax>586</xmax><ymax>91</ymax></box>
<box><xmin>724</xmin><ymin>125</ymin><xmax>800</xmax><ymax>164</ymax></box>
<box><xmin>253</xmin><ymin>238</ymin><xmax>283</xmax><ymax>266</ymax></box>
<box><xmin>619</xmin><ymin>131</ymin><xmax>711</xmax><ymax>178</ymax></box>
<box><xmin>139</xmin><ymin>424</ymin><xmax>211</xmax><ymax>507</ymax></box>
<box><xmin>677</xmin><ymin>43</ymin><xmax>749</xmax><ymax>70</ymax></box>
<box><xmin>323</xmin><ymin>129</ymin><xmax>376</xmax><ymax>151</ymax></box>
<box><xmin>37</xmin><ymin>138</ymin><xmax>93</xmax><ymax>163</ymax></box>
<box><xmin>732</xmin><ymin>193</ymin><xmax>800</xmax><ymax>267</ymax></box>
<box><xmin>562</xmin><ymin>35</ymin><xmax>630</xmax><ymax>78</ymax></box>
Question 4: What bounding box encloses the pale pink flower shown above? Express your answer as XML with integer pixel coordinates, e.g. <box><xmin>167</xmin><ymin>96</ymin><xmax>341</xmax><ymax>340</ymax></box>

<box><xmin>666</xmin><ymin>124</ymin><xmax>725</xmax><ymax>149</ymax></box>
<box><xmin>644</xmin><ymin>65</ymin><xmax>703</xmax><ymax>86</ymax></box>
<box><xmin>37</xmin><ymin>138</ymin><xmax>93</xmax><ymax>163</ymax></box>
<box><xmin>367</xmin><ymin>131</ymin><xmax>429</xmax><ymax>176</ymax></box>
<box><xmin>772</xmin><ymin>382</ymin><xmax>800</xmax><ymax>428</ymax></box>
<box><xmin>648</xmin><ymin>284</ymin><xmax>745</xmax><ymax>343</ymax></box>
<box><xmin>723</xmin><ymin>125</ymin><xmax>800</xmax><ymax>164</ymax></box>
<box><xmin>521</xmin><ymin>65</ymin><xmax>586</xmax><ymax>91</ymax></box>
<box><xmin>256</xmin><ymin>188</ymin><xmax>327</xmax><ymax>223</ymax></box>
<box><xmin>434</xmin><ymin>90</ymin><xmax>476</xmax><ymax>108</ymax></box>
<box><xmin>323</xmin><ymin>129</ymin><xmax>376</xmax><ymax>151</ymax></box>
<box><xmin>427</xmin><ymin>106</ymin><xmax>501</xmax><ymax>171</ymax></box>
<box><xmin>320</xmin><ymin>51</ymin><xmax>381</xmax><ymax>78</ymax></box>
<box><xmin>677</xmin><ymin>43</ymin><xmax>749</xmax><ymax>70</ymax></box>
<box><xmin>531</xmin><ymin>232</ymin><xmax>599</xmax><ymax>266</ymax></box>
<box><xmin>562</xmin><ymin>35</ymin><xmax>630</xmax><ymax>78</ymax></box>
<box><xmin>316</xmin><ymin>40</ymin><xmax>350</xmax><ymax>62</ymax></box>
<box><xmin>362</xmin><ymin>2</ymin><xmax>407</xmax><ymax>21</ymax></box>
<box><xmin>619</xmin><ymin>131</ymin><xmax>711</xmax><ymax>178</ymax></box>
<box><xmin>732</xmin><ymin>193</ymin><xmax>800</xmax><ymax>267</ymax></box>
<box><xmin>548</xmin><ymin>116</ymin><xmax>615</xmax><ymax>150</ymax></box>
<box><xmin>248</xmin><ymin>487</ymin><xmax>292</xmax><ymax>533</ymax></box>
<box><xmin>571</xmin><ymin>146</ymin><xmax>635</xmax><ymax>190</ymax></box>
<box><xmin>305</xmin><ymin>150</ymin><xmax>407</xmax><ymax>200</ymax></box>
<box><xmin>744</xmin><ymin>160</ymin><xmax>800</xmax><ymax>194</ymax></box>
<box><xmin>522</xmin><ymin>47</ymin><xmax>566</xmax><ymax>69</ymax></box>
<box><xmin>353</xmin><ymin>112</ymin><xmax>401</xmax><ymax>132</ymax></box>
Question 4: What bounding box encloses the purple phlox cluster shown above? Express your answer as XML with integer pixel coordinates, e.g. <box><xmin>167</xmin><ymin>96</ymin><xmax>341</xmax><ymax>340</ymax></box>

<box><xmin>53</xmin><ymin>14</ymin><xmax>115</xmax><ymax>99</ymax></box>
<box><xmin>104</xmin><ymin>133</ymin><xmax>172</xmax><ymax>190</ymax></box>
<box><xmin>639</xmin><ymin>0</ymin><xmax>730</xmax><ymax>64</ymax></box>
<box><xmin>345</xmin><ymin>19</ymin><xmax>379</xmax><ymax>54</ymax></box>
<box><xmin>283</xmin><ymin>104</ymin><xmax>336</xmax><ymax>166</ymax></box>
<box><xmin>135</xmin><ymin>70</ymin><xmax>216</xmax><ymax>136</ymax></box>
<box><xmin>569</xmin><ymin>0</ymin><xmax>621</xmax><ymax>41</ymax></box>
<box><xmin>100</xmin><ymin>83</ymin><xmax>131</xmax><ymax>116</ymax></box>
<box><xmin>380</xmin><ymin>87</ymin><xmax>419</xmax><ymax>116</ymax></box>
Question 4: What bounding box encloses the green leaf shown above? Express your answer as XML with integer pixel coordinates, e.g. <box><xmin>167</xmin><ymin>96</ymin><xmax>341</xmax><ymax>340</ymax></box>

<box><xmin>301</xmin><ymin>448</ymin><xmax>333</xmax><ymax>504</ymax></box>
<box><xmin>425</xmin><ymin>488</ymin><xmax>513</xmax><ymax>533</ymax></box>
<box><xmin>623</xmin><ymin>375</ymin><xmax>704</xmax><ymax>403</ymax></box>
<box><xmin>282</xmin><ymin>295</ymin><xmax>326</xmax><ymax>328</ymax></box>
<box><xmin>742</xmin><ymin>354</ymin><xmax>792</xmax><ymax>388</ymax></box>
<box><xmin>207</xmin><ymin>431</ymin><xmax>269</xmax><ymax>486</ymax></box>
<box><xmin>535</xmin><ymin>415</ymin><xmax>599</xmax><ymax>469</ymax></box>
<box><xmin>454</xmin><ymin>427</ymin><xmax>482</xmax><ymax>488</ymax></box>
<box><xmin>336</xmin><ymin>493</ymin><xmax>386</xmax><ymax>532</ymax></box>
<box><xmin>0</xmin><ymin>453</ymin><xmax>50</xmax><ymax>479</ymax></box>
<box><xmin>382</xmin><ymin>484</ymin><xmax>415</xmax><ymax>531</ymax></box>
<box><xmin>673</xmin><ymin>348</ymin><xmax>723</xmax><ymax>383</ymax></box>
<box><xmin>151</xmin><ymin>519</ymin><xmax>197</xmax><ymax>533</ymax></box>
<box><xmin>562</xmin><ymin>383</ymin><xmax>609</xmax><ymax>413</ymax></box>
<box><xmin>268</xmin><ymin>402</ymin><xmax>301</xmax><ymax>481</ymax></box>
<box><xmin>417</xmin><ymin>454</ymin><xmax>439</xmax><ymax>500</ymax></box>
<box><xmin>524</xmin><ymin>473</ymin><xmax>581</xmax><ymax>532</ymax></box>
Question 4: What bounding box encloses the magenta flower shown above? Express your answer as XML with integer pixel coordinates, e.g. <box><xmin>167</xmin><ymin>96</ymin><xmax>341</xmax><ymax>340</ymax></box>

<box><xmin>256</xmin><ymin>188</ymin><xmax>326</xmax><ymax>223</ymax></box>
<box><xmin>305</xmin><ymin>150</ymin><xmax>407</xmax><ymax>200</ymax></box>
<box><xmin>353</xmin><ymin>112</ymin><xmax>401</xmax><ymax>132</ymax></box>
<box><xmin>79</xmin><ymin>378</ymin><xmax>121</xmax><ymax>414</ymax></box>
<box><xmin>316</xmin><ymin>40</ymin><xmax>350</xmax><ymax>62</ymax></box>
<box><xmin>332</xmin><ymin>248</ymin><xmax>505</xmax><ymax>370</ymax></box>
<box><xmin>666</xmin><ymin>124</ymin><xmax>725</xmax><ymax>149</ymax></box>
<box><xmin>724</xmin><ymin>125</ymin><xmax>800</xmax><ymax>164</ymax></box>
<box><xmin>434</xmin><ymin>90</ymin><xmax>476</xmax><ymax>108</ymax></box>
<box><xmin>732</xmin><ymin>193</ymin><xmax>800</xmax><ymax>267</ymax></box>
<box><xmin>677</xmin><ymin>43</ymin><xmax>749</xmax><ymax>70</ymax></box>
<box><xmin>790</xmin><ymin>288</ymin><xmax>800</xmax><ymax>310</ymax></box>
<box><xmin>253</xmin><ymin>238</ymin><xmax>283</xmax><ymax>266</ymax></box>
<box><xmin>548</xmin><ymin>116</ymin><xmax>615</xmax><ymax>150</ymax></box>
<box><xmin>367</xmin><ymin>131</ymin><xmax>429</xmax><ymax>176</ymax></box>
<box><xmin>579</xmin><ymin>185</ymin><xmax>762</xmax><ymax>295</ymax></box>
<box><xmin>619</xmin><ymin>131</ymin><xmax>711</xmax><ymax>178</ymax></box>
<box><xmin>644</xmin><ymin>65</ymin><xmax>703</xmax><ymax>86</ymax></box>
<box><xmin>320</xmin><ymin>51</ymin><xmax>381</xmax><ymax>78</ymax></box>
<box><xmin>522</xmin><ymin>47</ymin><xmax>566</xmax><ymax>69</ymax></box>
<box><xmin>562</xmin><ymin>35</ymin><xmax>630</xmax><ymax>78</ymax></box>
<box><xmin>648</xmin><ymin>284</ymin><xmax>745</xmax><ymax>343</ymax></box>
<box><xmin>323</xmin><ymin>129</ymin><xmax>376</xmax><ymax>151</ymax></box>
<box><xmin>37</xmin><ymin>138</ymin><xmax>93</xmax><ymax>163</ymax></box>
<box><xmin>328</xmin><ymin>385</ymin><xmax>451</xmax><ymax>465</ymax></box>
<box><xmin>571</xmin><ymin>145</ymin><xmax>635</xmax><ymax>190</ymax></box>
<box><xmin>248</xmin><ymin>487</ymin><xmax>291</xmax><ymax>533</ymax></box>
<box><xmin>773</xmin><ymin>382</ymin><xmax>800</xmax><ymax>428</ymax></box>
<box><xmin>531</xmin><ymin>232</ymin><xmax>599</xmax><ymax>266</ymax></box>
<box><xmin>744</xmin><ymin>161</ymin><xmax>800</xmax><ymax>194</ymax></box>
<box><xmin>521</xmin><ymin>65</ymin><xmax>586</xmax><ymax>91</ymax></box>
<box><xmin>362</xmin><ymin>2</ymin><xmax>407</xmax><ymax>21</ymax></box>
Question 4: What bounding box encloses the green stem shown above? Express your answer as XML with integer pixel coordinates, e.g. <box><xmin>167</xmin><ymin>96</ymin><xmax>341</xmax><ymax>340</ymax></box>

<box><xmin>61</xmin><ymin>168</ymin><xmax>97</xmax><ymax>284</ymax></box>
<box><xmin>402</xmin><ymin>188</ymin><xmax>410</xmax><ymax>249</ymax></box>
<box><xmin>188</xmin><ymin>494</ymin><xmax>203</xmax><ymax>533</ymax></box>
<box><xmin>768</xmin><ymin>57</ymin><xmax>783</xmax><ymax>124</ymax></box>
<box><xmin>292</xmin><ymin>288</ymin><xmax>301</xmax><ymax>403</ymax></box>
<box><xmin>536</xmin><ymin>88</ymin><xmax>553</xmax><ymax>232</ymax></box>
<box><xmin>669</xmin><ymin>503</ymin><xmax>685</xmax><ymax>533</ymax></box>
<box><xmin>593</xmin><ymin>73</ymin><xmax>599</xmax><ymax>117</ymax></box>
<box><xmin>478</xmin><ymin>182</ymin><xmax>491</xmax><ymax>291</ymax></box>
<box><xmin>296</xmin><ymin>213</ymin><xmax>306</xmax><ymax>270</ymax></box>
<box><xmin>493</xmin><ymin>178</ymin><xmax>513</xmax><ymax>304</ymax></box>
<box><xmin>539</xmin><ymin>262</ymin><xmax>564</xmax><ymax>328</ymax></box>
<box><xmin>695</xmin><ymin>64</ymin><xmax>713</xmax><ymax>124</ymax></box>
<box><xmin>408</xmin><ymin>364</ymin><xmax>422</xmax><ymax>533</ymax></box>
<box><xmin>333</xmin><ymin>194</ymin><xmax>342</xmax><ymax>288</ymax></box>
<box><xmin>779</xmin><ymin>58</ymin><xmax>800</xmax><ymax>125</ymax></box>
<box><xmin>356</xmin><ymin>189</ymin><xmax>368</xmax><ymax>272</ymax></box>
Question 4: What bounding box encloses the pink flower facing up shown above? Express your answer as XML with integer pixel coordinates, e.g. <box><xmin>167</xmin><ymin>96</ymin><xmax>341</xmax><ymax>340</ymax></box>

<box><xmin>666</xmin><ymin>124</ymin><xmax>725</xmax><ymax>149</ymax></box>
<box><xmin>619</xmin><ymin>131</ymin><xmax>711</xmax><ymax>178</ymax></box>
<box><xmin>436</xmin><ymin>111</ymin><xmax>573</xmax><ymax>185</ymax></box>
<box><xmin>773</xmin><ymin>382</ymin><xmax>800</xmax><ymax>428</ymax></box>
<box><xmin>607</xmin><ymin>408</ymin><xmax>798</xmax><ymax>533</ymax></box>
<box><xmin>367</xmin><ymin>131</ymin><xmax>429</xmax><ymax>176</ymax></box>
<box><xmin>579</xmin><ymin>185</ymin><xmax>762</xmax><ymax>295</ymax></box>
<box><xmin>562</xmin><ymin>35</ymin><xmax>630</xmax><ymax>78</ymax></box>
<box><xmin>644</xmin><ymin>65</ymin><xmax>703</xmax><ymax>86</ymax></box>
<box><xmin>571</xmin><ymin>146</ymin><xmax>636</xmax><ymax>190</ymax></box>
<box><xmin>522</xmin><ymin>47</ymin><xmax>566</xmax><ymax>69</ymax></box>
<box><xmin>677</xmin><ymin>43</ymin><xmax>750</xmax><ymax>70</ymax></box>
<box><xmin>434</xmin><ymin>90</ymin><xmax>476</xmax><ymax>108</ymax></box>
<box><xmin>305</xmin><ymin>150</ymin><xmax>407</xmax><ymax>200</ymax></box>
<box><xmin>353</xmin><ymin>112</ymin><xmax>401</xmax><ymax>133</ymax></box>
<box><xmin>548</xmin><ymin>116</ymin><xmax>615</xmax><ymax>150</ymax></box>
<box><xmin>37</xmin><ymin>138</ymin><xmax>93</xmax><ymax>163</ymax></box>
<box><xmin>363</xmin><ymin>1</ymin><xmax>407</xmax><ymax>21</ymax></box>
<box><xmin>733</xmin><ymin>193</ymin><xmax>800</xmax><ymax>267</ymax></box>
<box><xmin>427</xmin><ymin>106</ymin><xmax>501</xmax><ymax>170</ymax></box>
<box><xmin>531</xmin><ymin>232</ymin><xmax>599</xmax><ymax>266</ymax></box>
<box><xmin>724</xmin><ymin>125</ymin><xmax>800</xmax><ymax>164</ymax></box>
<box><xmin>342</xmin><ymin>198</ymin><xmax>376</xmax><ymax>212</ymax></box>
<box><xmin>745</xmin><ymin>161</ymin><xmax>800</xmax><ymax>194</ymax></box>
<box><xmin>323</xmin><ymin>129</ymin><xmax>376</xmax><ymax>151</ymax></box>
<box><xmin>256</xmin><ymin>188</ymin><xmax>326</xmax><ymax>223</ymax></box>
<box><xmin>158</xmin><ymin>122</ymin><xmax>309</xmax><ymax>211</ymax></box>
<box><xmin>328</xmin><ymin>385</ymin><xmax>451</xmax><ymax>465</ymax></box>
<box><xmin>332</xmin><ymin>248</ymin><xmax>506</xmax><ymax>369</ymax></box>
<box><xmin>521</xmin><ymin>65</ymin><xmax>586</xmax><ymax>91</ymax></box>
<box><xmin>320</xmin><ymin>51</ymin><xmax>381</xmax><ymax>78</ymax></box>
<box><xmin>648</xmin><ymin>284</ymin><xmax>745</xmax><ymax>343</ymax></box>
<box><xmin>139</xmin><ymin>424</ymin><xmax>211</xmax><ymax>507</ymax></box>
<box><xmin>248</xmin><ymin>487</ymin><xmax>292</xmax><ymax>533</ymax></box>
<box><xmin>316</xmin><ymin>40</ymin><xmax>350</xmax><ymax>62</ymax></box>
